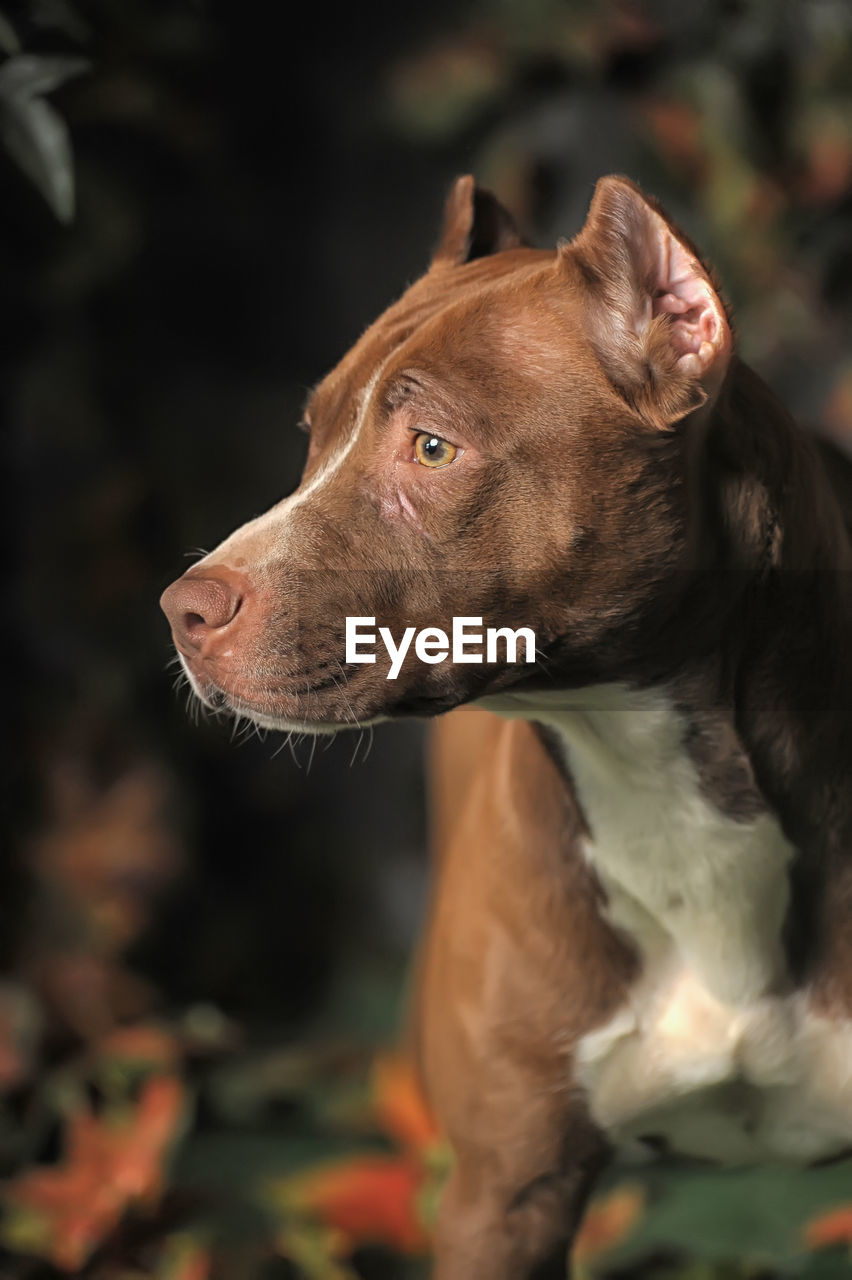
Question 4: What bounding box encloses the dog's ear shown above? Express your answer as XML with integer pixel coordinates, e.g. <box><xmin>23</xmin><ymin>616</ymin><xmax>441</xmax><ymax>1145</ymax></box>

<box><xmin>431</xmin><ymin>174</ymin><xmax>524</xmax><ymax>268</ymax></box>
<box><xmin>569</xmin><ymin>176</ymin><xmax>732</xmax><ymax>429</ymax></box>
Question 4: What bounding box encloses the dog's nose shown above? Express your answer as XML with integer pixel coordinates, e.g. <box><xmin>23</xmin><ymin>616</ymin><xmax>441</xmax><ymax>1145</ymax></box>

<box><xmin>160</xmin><ymin>569</ymin><xmax>245</xmax><ymax>653</ymax></box>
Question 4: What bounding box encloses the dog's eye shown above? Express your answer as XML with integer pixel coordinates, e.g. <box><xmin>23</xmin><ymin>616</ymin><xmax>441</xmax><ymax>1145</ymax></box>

<box><xmin>414</xmin><ymin>433</ymin><xmax>457</xmax><ymax>469</ymax></box>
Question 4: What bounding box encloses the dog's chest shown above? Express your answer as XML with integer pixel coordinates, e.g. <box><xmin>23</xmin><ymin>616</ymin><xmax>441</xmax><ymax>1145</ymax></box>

<box><xmin>538</xmin><ymin>688</ymin><xmax>852</xmax><ymax>1165</ymax></box>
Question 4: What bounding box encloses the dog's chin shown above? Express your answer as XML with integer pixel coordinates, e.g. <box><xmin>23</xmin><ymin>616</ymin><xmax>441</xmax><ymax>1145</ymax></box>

<box><xmin>179</xmin><ymin>659</ymin><xmax>382</xmax><ymax>736</ymax></box>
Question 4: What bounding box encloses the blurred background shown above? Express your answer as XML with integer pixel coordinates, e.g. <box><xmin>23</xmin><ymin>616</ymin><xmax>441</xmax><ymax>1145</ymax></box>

<box><xmin>5</xmin><ymin>0</ymin><xmax>852</xmax><ymax>1276</ymax></box>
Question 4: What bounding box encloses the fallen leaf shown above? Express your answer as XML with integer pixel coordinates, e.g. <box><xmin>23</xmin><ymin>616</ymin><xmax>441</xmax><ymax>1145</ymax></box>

<box><xmin>370</xmin><ymin>1053</ymin><xmax>440</xmax><ymax>1154</ymax></box>
<box><xmin>804</xmin><ymin>1203</ymin><xmax>852</xmax><ymax>1251</ymax></box>
<box><xmin>157</xmin><ymin>1233</ymin><xmax>212</xmax><ymax>1280</ymax></box>
<box><xmin>268</xmin><ymin>1154</ymin><xmax>429</xmax><ymax>1255</ymax></box>
<box><xmin>0</xmin><ymin>1074</ymin><xmax>186</xmax><ymax>1270</ymax></box>
<box><xmin>97</xmin><ymin>1023</ymin><xmax>180</xmax><ymax>1073</ymax></box>
<box><xmin>573</xmin><ymin>1184</ymin><xmax>644</xmax><ymax>1264</ymax></box>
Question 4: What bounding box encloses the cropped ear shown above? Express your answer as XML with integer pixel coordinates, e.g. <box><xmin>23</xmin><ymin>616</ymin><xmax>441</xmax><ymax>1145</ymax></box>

<box><xmin>569</xmin><ymin>176</ymin><xmax>732</xmax><ymax>428</ymax></box>
<box><xmin>431</xmin><ymin>174</ymin><xmax>525</xmax><ymax>268</ymax></box>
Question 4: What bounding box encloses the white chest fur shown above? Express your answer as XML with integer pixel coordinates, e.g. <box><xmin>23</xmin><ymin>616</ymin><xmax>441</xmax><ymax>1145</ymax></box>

<box><xmin>487</xmin><ymin>685</ymin><xmax>852</xmax><ymax>1165</ymax></box>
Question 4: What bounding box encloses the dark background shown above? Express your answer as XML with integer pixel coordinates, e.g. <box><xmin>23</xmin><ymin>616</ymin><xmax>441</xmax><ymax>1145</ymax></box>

<box><xmin>4</xmin><ymin>1</ymin><xmax>852</xmax><ymax>1276</ymax></box>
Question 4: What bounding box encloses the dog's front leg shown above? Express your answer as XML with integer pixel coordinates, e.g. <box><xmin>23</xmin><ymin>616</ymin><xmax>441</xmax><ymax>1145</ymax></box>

<box><xmin>432</xmin><ymin>1116</ymin><xmax>609</xmax><ymax>1280</ymax></box>
<box><xmin>419</xmin><ymin>711</ymin><xmax>625</xmax><ymax>1278</ymax></box>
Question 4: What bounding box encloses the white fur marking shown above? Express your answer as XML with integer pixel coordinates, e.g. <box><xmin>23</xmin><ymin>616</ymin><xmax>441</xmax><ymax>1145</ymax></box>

<box><xmin>486</xmin><ymin>685</ymin><xmax>852</xmax><ymax>1165</ymax></box>
<box><xmin>196</xmin><ymin>360</ymin><xmax>390</xmax><ymax>571</ymax></box>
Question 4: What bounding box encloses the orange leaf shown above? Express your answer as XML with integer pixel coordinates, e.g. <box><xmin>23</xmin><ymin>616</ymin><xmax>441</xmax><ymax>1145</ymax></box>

<box><xmin>136</xmin><ymin>1074</ymin><xmax>186</xmax><ymax>1151</ymax></box>
<box><xmin>573</xmin><ymin>1185</ymin><xmax>644</xmax><ymax>1264</ymax></box>
<box><xmin>641</xmin><ymin>98</ymin><xmax>704</xmax><ymax>177</ymax></box>
<box><xmin>2</xmin><ymin>1175</ymin><xmax>120</xmax><ymax>1272</ymax></box>
<box><xmin>822</xmin><ymin>364</ymin><xmax>852</xmax><ymax>449</ymax></box>
<box><xmin>1</xmin><ymin>1075</ymin><xmax>185</xmax><ymax>1270</ymax></box>
<box><xmin>804</xmin><ymin>1204</ymin><xmax>852</xmax><ymax>1250</ymax></box>
<box><xmin>67</xmin><ymin>1075</ymin><xmax>184</xmax><ymax>1202</ymax></box>
<box><xmin>158</xmin><ymin>1235</ymin><xmax>212</xmax><ymax>1280</ymax></box>
<box><xmin>371</xmin><ymin>1053</ymin><xmax>440</xmax><ymax>1153</ymax></box>
<box><xmin>272</xmin><ymin>1155</ymin><xmax>428</xmax><ymax>1254</ymax></box>
<box><xmin>97</xmin><ymin>1024</ymin><xmax>179</xmax><ymax>1070</ymax></box>
<box><xmin>800</xmin><ymin>134</ymin><xmax>852</xmax><ymax>205</ymax></box>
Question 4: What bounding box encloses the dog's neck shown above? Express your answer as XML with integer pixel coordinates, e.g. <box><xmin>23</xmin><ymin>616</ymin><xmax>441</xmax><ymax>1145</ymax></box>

<box><xmin>484</xmin><ymin>359</ymin><xmax>852</xmax><ymax>999</ymax></box>
<box><xmin>699</xmin><ymin>361</ymin><xmax>852</xmax><ymax>994</ymax></box>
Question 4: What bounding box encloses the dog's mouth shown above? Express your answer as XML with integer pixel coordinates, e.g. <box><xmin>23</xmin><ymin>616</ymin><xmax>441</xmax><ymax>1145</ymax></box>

<box><xmin>175</xmin><ymin>652</ymin><xmax>382</xmax><ymax>736</ymax></box>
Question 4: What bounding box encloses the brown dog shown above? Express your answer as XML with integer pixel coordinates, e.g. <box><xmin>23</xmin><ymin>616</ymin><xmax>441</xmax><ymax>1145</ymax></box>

<box><xmin>161</xmin><ymin>175</ymin><xmax>852</xmax><ymax>1278</ymax></box>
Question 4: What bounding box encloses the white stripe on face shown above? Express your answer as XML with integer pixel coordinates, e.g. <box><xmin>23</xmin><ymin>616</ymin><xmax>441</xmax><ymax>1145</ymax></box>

<box><xmin>198</xmin><ymin>358</ymin><xmax>390</xmax><ymax>570</ymax></box>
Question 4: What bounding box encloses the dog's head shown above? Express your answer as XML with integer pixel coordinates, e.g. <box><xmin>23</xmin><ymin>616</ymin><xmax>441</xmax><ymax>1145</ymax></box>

<box><xmin>161</xmin><ymin>175</ymin><xmax>733</xmax><ymax>731</ymax></box>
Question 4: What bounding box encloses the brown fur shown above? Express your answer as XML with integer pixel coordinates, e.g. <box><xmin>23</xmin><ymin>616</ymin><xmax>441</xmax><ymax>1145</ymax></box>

<box><xmin>418</xmin><ymin>711</ymin><xmax>633</xmax><ymax>1278</ymax></box>
<box><xmin>161</xmin><ymin>175</ymin><xmax>852</xmax><ymax>1277</ymax></box>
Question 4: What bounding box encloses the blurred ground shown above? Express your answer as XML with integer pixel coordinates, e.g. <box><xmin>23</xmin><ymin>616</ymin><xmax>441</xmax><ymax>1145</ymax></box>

<box><xmin>5</xmin><ymin>0</ymin><xmax>852</xmax><ymax>1276</ymax></box>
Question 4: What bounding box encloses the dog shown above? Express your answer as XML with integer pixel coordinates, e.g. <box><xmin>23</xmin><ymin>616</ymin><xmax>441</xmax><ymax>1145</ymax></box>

<box><xmin>161</xmin><ymin>174</ymin><xmax>852</xmax><ymax>1279</ymax></box>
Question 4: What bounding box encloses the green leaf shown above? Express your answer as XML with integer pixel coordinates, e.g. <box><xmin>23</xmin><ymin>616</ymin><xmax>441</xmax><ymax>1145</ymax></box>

<box><xmin>0</xmin><ymin>54</ymin><xmax>89</xmax><ymax>221</ymax></box>
<box><xmin>0</xmin><ymin>53</ymin><xmax>88</xmax><ymax>101</ymax></box>
<box><xmin>594</xmin><ymin>1158</ymin><xmax>852</xmax><ymax>1273</ymax></box>
<box><xmin>0</xmin><ymin>10</ymin><xmax>20</xmax><ymax>54</ymax></box>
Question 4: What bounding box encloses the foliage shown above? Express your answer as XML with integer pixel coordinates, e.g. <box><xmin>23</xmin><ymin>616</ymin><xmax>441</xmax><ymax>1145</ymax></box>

<box><xmin>1</xmin><ymin>1004</ymin><xmax>852</xmax><ymax>1278</ymax></box>
<box><xmin>6</xmin><ymin>1</ymin><xmax>852</xmax><ymax>1278</ymax></box>
<box><xmin>0</xmin><ymin>4</ymin><xmax>88</xmax><ymax>219</ymax></box>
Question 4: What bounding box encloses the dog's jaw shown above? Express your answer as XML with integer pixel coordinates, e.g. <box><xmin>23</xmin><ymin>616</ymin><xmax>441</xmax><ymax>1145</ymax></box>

<box><xmin>175</xmin><ymin>649</ymin><xmax>384</xmax><ymax>735</ymax></box>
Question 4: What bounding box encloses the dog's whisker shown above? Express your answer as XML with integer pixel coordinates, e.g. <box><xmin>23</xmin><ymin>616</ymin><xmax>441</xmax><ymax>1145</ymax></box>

<box><xmin>534</xmin><ymin>647</ymin><xmax>556</xmax><ymax>679</ymax></box>
<box><xmin>331</xmin><ymin>660</ymin><xmax>360</xmax><ymax>730</ymax></box>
